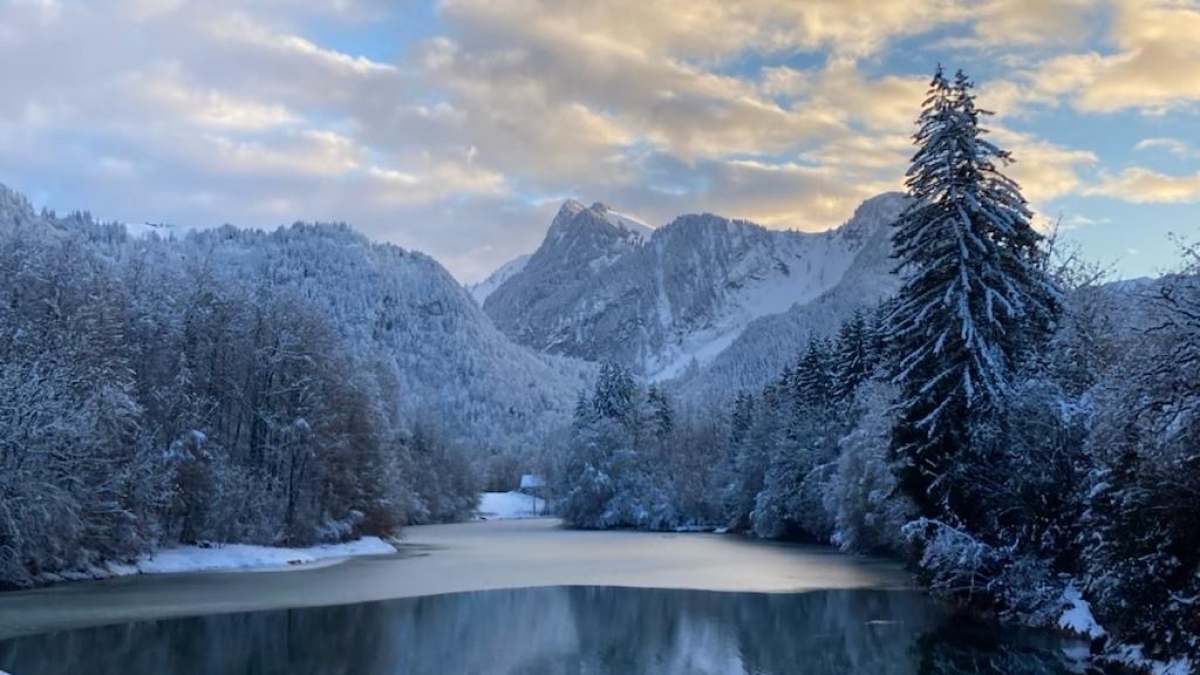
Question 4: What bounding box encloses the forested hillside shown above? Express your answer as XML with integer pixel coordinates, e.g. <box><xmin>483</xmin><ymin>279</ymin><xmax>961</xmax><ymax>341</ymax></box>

<box><xmin>0</xmin><ymin>184</ymin><xmax>586</xmax><ymax>587</ymax></box>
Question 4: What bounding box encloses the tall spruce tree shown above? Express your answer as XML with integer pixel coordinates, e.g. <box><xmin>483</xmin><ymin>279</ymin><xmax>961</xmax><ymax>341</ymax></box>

<box><xmin>833</xmin><ymin>309</ymin><xmax>872</xmax><ymax>402</ymax></box>
<box><xmin>794</xmin><ymin>337</ymin><xmax>834</xmax><ymax>406</ymax></box>
<box><xmin>888</xmin><ymin>67</ymin><xmax>1061</xmax><ymax>518</ymax></box>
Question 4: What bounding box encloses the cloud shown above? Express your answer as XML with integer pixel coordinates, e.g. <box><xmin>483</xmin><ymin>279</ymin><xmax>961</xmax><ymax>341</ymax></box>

<box><xmin>123</xmin><ymin>65</ymin><xmax>299</xmax><ymax>131</ymax></box>
<box><xmin>0</xmin><ymin>0</ymin><xmax>1185</xmax><ymax>281</ymax></box>
<box><xmin>1088</xmin><ymin>167</ymin><xmax>1200</xmax><ymax>203</ymax></box>
<box><xmin>437</xmin><ymin>0</ymin><xmax>967</xmax><ymax>60</ymax></box>
<box><xmin>990</xmin><ymin>127</ymin><xmax>1098</xmax><ymax>207</ymax></box>
<box><xmin>999</xmin><ymin>0</ymin><xmax>1200</xmax><ymax>115</ymax></box>
<box><xmin>959</xmin><ymin>0</ymin><xmax>1102</xmax><ymax>52</ymax></box>
<box><xmin>1134</xmin><ymin>137</ymin><xmax>1197</xmax><ymax>157</ymax></box>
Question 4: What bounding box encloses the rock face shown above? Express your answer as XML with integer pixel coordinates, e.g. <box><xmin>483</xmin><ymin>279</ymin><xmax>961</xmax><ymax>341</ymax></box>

<box><xmin>482</xmin><ymin>193</ymin><xmax>909</xmax><ymax>383</ymax></box>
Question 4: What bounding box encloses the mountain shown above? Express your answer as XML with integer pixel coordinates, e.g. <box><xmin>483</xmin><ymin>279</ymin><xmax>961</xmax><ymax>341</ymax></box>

<box><xmin>674</xmin><ymin>193</ymin><xmax>906</xmax><ymax>406</ymax></box>
<box><xmin>468</xmin><ymin>253</ymin><xmax>531</xmax><ymax>304</ymax></box>
<box><xmin>0</xmin><ymin>183</ymin><xmax>590</xmax><ymax>450</ymax></box>
<box><xmin>482</xmin><ymin>199</ymin><xmax>651</xmax><ymax>331</ymax></box>
<box><xmin>482</xmin><ymin>193</ymin><xmax>908</xmax><ymax>381</ymax></box>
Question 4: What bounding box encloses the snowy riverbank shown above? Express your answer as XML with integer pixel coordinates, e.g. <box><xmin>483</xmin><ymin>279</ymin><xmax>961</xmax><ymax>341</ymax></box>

<box><xmin>37</xmin><ymin>537</ymin><xmax>397</xmax><ymax>584</ymax></box>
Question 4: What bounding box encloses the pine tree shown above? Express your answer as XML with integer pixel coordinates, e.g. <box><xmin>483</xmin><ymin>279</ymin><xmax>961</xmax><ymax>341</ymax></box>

<box><xmin>646</xmin><ymin>385</ymin><xmax>674</xmax><ymax>443</ymax></box>
<box><xmin>794</xmin><ymin>338</ymin><xmax>834</xmax><ymax>406</ymax></box>
<box><xmin>729</xmin><ymin>392</ymin><xmax>756</xmax><ymax>449</ymax></box>
<box><xmin>832</xmin><ymin>310</ymin><xmax>871</xmax><ymax>401</ymax></box>
<box><xmin>887</xmin><ymin>66</ymin><xmax>1061</xmax><ymax>518</ymax></box>
<box><xmin>573</xmin><ymin>389</ymin><xmax>594</xmax><ymax>426</ymax></box>
<box><xmin>591</xmin><ymin>361</ymin><xmax>638</xmax><ymax>426</ymax></box>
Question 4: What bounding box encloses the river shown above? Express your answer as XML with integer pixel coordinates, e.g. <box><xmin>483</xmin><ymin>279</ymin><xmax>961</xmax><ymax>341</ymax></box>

<box><xmin>0</xmin><ymin>519</ymin><xmax>1084</xmax><ymax>674</ymax></box>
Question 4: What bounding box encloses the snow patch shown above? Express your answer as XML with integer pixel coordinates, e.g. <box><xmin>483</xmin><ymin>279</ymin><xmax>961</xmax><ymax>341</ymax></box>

<box><xmin>596</xmin><ymin>204</ymin><xmax>653</xmax><ymax>240</ymax></box>
<box><xmin>137</xmin><ymin>537</ymin><xmax>396</xmax><ymax>574</ymax></box>
<box><xmin>123</xmin><ymin>221</ymin><xmax>187</xmax><ymax>239</ymax></box>
<box><xmin>1059</xmin><ymin>583</ymin><xmax>1106</xmax><ymax>639</ymax></box>
<box><xmin>477</xmin><ymin>491</ymin><xmax>546</xmax><ymax>519</ymax></box>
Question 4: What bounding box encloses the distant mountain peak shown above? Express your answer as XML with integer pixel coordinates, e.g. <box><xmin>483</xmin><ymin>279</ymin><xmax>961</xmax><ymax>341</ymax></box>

<box><xmin>468</xmin><ymin>253</ymin><xmax>532</xmax><ymax>304</ymax></box>
<box><xmin>829</xmin><ymin>191</ymin><xmax>908</xmax><ymax>251</ymax></box>
<box><xmin>557</xmin><ymin>198</ymin><xmax>587</xmax><ymax>218</ymax></box>
<box><xmin>545</xmin><ymin>199</ymin><xmax>650</xmax><ymax>245</ymax></box>
<box><xmin>591</xmin><ymin>202</ymin><xmax>653</xmax><ymax>239</ymax></box>
<box><xmin>483</xmin><ymin>192</ymin><xmax>909</xmax><ymax>381</ymax></box>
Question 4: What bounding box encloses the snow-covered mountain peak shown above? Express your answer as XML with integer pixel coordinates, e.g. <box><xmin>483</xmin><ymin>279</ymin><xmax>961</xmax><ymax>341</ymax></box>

<box><xmin>545</xmin><ymin>199</ymin><xmax>649</xmax><ymax>246</ymax></box>
<box><xmin>482</xmin><ymin>193</ymin><xmax>909</xmax><ymax>381</ymax></box>
<box><xmin>590</xmin><ymin>202</ymin><xmax>653</xmax><ymax>240</ymax></box>
<box><xmin>557</xmin><ymin>198</ymin><xmax>587</xmax><ymax>218</ymax></box>
<box><xmin>833</xmin><ymin>191</ymin><xmax>908</xmax><ymax>250</ymax></box>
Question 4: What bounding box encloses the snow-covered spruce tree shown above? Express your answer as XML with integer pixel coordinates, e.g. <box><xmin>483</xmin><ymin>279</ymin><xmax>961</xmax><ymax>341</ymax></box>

<box><xmin>718</xmin><ymin>391</ymin><xmax>765</xmax><ymax>531</ymax></box>
<box><xmin>793</xmin><ymin>337</ymin><xmax>834</xmax><ymax>407</ymax></box>
<box><xmin>646</xmin><ymin>385</ymin><xmax>674</xmax><ymax>445</ymax></box>
<box><xmin>558</xmin><ymin>362</ymin><xmax>672</xmax><ymax>528</ymax></box>
<box><xmin>832</xmin><ymin>309</ymin><xmax>874</xmax><ymax>402</ymax></box>
<box><xmin>888</xmin><ymin>67</ymin><xmax>1061</xmax><ymax>524</ymax></box>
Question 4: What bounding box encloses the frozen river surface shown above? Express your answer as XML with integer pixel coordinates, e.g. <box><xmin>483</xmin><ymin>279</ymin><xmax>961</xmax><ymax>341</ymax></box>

<box><xmin>0</xmin><ymin>520</ymin><xmax>1081</xmax><ymax>674</ymax></box>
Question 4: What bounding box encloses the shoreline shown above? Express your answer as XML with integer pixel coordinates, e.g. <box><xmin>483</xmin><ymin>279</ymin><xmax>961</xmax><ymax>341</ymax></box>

<box><xmin>27</xmin><ymin>536</ymin><xmax>400</xmax><ymax>589</ymax></box>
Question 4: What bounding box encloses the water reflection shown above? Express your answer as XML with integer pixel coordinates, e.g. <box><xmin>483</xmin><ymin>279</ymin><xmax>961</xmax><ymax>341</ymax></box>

<box><xmin>0</xmin><ymin>587</ymin><xmax>1078</xmax><ymax>675</ymax></box>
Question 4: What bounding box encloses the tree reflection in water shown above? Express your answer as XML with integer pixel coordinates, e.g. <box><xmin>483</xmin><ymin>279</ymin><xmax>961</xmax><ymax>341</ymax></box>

<box><xmin>0</xmin><ymin>587</ymin><xmax>1080</xmax><ymax>675</ymax></box>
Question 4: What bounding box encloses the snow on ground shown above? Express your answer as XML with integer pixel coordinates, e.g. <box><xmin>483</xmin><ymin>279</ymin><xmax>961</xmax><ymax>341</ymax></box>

<box><xmin>37</xmin><ymin>537</ymin><xmax>398</xmax><ymax>584</ymax></box>
<box><xmin>477</xmin><ymin>491</ymin><xmax>546</xmax><ymax>519</ymax></box>
<box><xmin>136</xmin><ymin>537</ymin><xmax>396</xmax><ymax>574</ymax></box>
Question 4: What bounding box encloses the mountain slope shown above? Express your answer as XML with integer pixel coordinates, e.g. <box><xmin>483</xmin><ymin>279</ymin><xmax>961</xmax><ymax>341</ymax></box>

<box><xmin>674</xmin><ymin>194</ymin><xmax>906</xmax><ymax>406</ymax></box>
<box><xmin>484</xmin><ymin>193</ymin><xmax>907</xmax><ymax>381</ymax></box>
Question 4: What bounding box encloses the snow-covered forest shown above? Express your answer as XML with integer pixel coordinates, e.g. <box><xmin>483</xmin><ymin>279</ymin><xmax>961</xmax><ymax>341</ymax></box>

<box><xmin>0</xmin><ymin>63</ymin><xmax>1195</xmax><ymax>674</ymax></box>
<box><xmin>0</xmin><ymin>191</ymin><xmax>483</xmax><ymax>588</ymax></box>
<box><xmin>550</xmin><ymin>71</ymin><xmax>1200</xmax><ymax>672</ymax></box>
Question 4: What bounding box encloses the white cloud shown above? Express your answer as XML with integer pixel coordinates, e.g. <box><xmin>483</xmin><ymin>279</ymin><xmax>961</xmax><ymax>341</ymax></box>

<box><xmin>1134</xmin><ymin>137</ymin><xmax>1197</xmax><ymax>157</ymax></box>
<box><xmin>1088</xmin><ymin>167</ymin><xmax>1200</xmax><ymax>203</ymax></box>
<box><xmin>123</xmin><ymin>65</ymin><xmax>299</xmax><ymax>131</ymax></box>
<box><xmin>990</xmin><ymin>127</ymin><xmax>1099</xmax><ymax>207</ymax></box>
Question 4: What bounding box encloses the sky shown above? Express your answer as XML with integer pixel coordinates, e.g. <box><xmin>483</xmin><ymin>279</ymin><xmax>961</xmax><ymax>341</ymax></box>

<box><xmin>0</xmin><ymin>0</ymin><xmax>1197</xmax><ymax>282</ymax></box>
